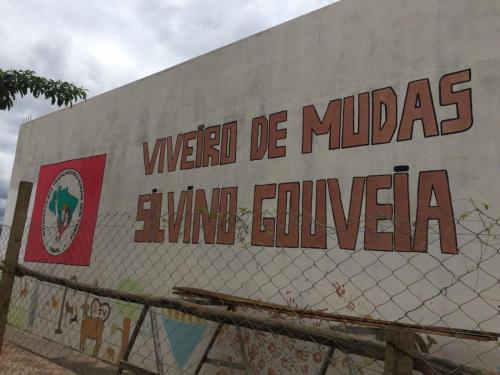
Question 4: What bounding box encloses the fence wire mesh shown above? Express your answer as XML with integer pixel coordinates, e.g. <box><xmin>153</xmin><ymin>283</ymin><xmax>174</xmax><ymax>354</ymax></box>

<box><xmin>0</xmin><ymin>200</ymin><xmax>499</xmax><ymax>374</ymax></box>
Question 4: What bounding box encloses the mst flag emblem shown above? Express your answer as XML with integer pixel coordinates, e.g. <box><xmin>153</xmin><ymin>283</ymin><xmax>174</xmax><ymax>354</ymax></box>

<box><xmin>25</xmin><ymin>154</ymin><xmax>106</xmax><ymax>266</ymax></box>
<box><xmin>42</xmin><ymin>169</ymin><xmax>84</xmax><ymax>256</ymax></box>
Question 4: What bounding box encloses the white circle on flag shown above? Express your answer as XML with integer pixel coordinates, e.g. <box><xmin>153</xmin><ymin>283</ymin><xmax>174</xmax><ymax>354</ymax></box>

<box><xmin>41</xmin><ymin>169</ymin><xmax>84</xmax><ymax>256</ymax></box>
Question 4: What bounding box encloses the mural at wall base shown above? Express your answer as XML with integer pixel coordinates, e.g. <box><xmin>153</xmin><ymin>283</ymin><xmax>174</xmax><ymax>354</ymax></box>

<box><xmin>160</xmin><ymin>310</ymin><xmax>207</xmax><ymax>369</ymax></box>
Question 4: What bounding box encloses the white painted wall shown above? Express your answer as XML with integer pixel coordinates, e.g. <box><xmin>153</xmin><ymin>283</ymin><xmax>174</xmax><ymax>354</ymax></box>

<box><xmin>3</xmin><ymin>0</ymin><xmax>500</xmax><ymax>372</ymax></box>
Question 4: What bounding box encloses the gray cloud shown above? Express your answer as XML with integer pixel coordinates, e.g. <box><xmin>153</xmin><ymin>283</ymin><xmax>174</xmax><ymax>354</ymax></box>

<box><xmin>0</xmin><ymin>0</ymin><xmax>337</xmax><ymax>223</ymax></box>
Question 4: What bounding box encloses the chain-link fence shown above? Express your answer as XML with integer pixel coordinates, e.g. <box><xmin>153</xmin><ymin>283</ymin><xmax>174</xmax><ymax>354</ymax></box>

<box><xmin>0</xmin><ymin>198</ymin><xmax>499</xmax><ymax>374</ymax></box>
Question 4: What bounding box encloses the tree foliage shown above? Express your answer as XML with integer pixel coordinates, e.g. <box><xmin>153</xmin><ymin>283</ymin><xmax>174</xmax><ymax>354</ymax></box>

<box><xmin>0</xmin><ymin>69</ymin><xmax>87</xmax><ymax>110</ymax></box>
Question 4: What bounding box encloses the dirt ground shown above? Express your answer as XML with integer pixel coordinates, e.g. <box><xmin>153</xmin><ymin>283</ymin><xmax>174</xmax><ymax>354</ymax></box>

<box><xmin>0</xmin><ymin>341</ymin><xmax>76</xmax><ymax>375</ymax></box>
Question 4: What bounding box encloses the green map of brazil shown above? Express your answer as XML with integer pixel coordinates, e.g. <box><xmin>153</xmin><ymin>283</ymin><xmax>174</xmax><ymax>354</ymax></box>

<box><xmin>48</xmin><ymin>186</ymin><xmax>78</xmax><ymax>241</ymax></box>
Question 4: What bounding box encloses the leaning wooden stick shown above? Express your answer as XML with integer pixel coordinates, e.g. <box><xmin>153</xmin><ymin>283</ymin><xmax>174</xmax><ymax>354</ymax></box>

<box><xmin>173</xmin><ymin>287</ymin><xmax>500</xmax><ymax>342</ymax></box>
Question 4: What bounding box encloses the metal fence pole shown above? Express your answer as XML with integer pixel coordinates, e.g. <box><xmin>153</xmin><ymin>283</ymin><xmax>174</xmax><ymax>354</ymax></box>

<box><xmin>0</xmin><ymin>181</ymin><xmax>32</xmax><ymax>354</ymax></box>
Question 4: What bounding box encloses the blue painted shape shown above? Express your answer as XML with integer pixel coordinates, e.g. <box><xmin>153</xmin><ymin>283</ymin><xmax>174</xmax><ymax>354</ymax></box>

<box><xmin>160</xmin><ymin>316</ymin><xmax>207</xmax><ymax>369</ymax></box>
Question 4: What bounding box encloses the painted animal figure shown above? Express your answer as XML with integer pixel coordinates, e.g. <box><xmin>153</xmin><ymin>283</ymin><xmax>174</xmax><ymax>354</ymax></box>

<box><xmin>66</xmin><ymin>302</ymin><xmax>78</xmax><ymax>323</ymax></box>
<box><xmin>66</xmin><ymin>301</ymin><xmax>74</xmax><ymax>316</ymax></box>
<box><xmin>79</xmin><ymin>298</ymin><xmax>111</xmax><ymax>357</ymax></box>
<box><xmin>19</xmin><ymin>286</ymin><xmax>28</xmax><ymax>298</ymax></box>
<box><xmin>51</xmin><ymin>295</ymin><xmax>59</xmax><ymax>309</ymax></box>
<box><xmin>105</xmin><ymin>347</ymin><xmax>115</xmax><ymax>362</ymax></box>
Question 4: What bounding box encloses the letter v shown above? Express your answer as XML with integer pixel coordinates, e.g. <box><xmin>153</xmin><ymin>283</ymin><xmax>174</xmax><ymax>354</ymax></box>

<box><xmin>327</xmin><ymin>177</ymin><xmax>365</xmax><ymax>250</ymax></box>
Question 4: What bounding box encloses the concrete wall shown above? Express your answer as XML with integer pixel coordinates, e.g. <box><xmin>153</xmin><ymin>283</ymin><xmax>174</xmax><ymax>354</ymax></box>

<box><xmin>6</xmin><ymin>0</ymin><xmax>500</xmax><ymax>220</ymax></box>
<box><xmin>3</xmin><ymin>0</ymin><xmax>500</xmax><ymax>373</ymax></box>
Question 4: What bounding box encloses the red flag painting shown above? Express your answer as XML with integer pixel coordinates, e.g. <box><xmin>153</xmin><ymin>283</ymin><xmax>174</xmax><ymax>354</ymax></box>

<box><xmin>24</xmin><ymin>154</ymin><xmax>106</xmax><ymax>266</ymax></box>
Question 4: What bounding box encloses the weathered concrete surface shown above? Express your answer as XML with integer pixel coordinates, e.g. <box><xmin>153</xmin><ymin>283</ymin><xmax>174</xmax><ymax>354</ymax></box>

<box><xmin>3</xmin><ymin>326</ymin><xmax>118</xmax><ymax>375</ymax></box>
<box><xmin>0</xmin><ymin>341</ymin><xmax>75</xmax><ymax>375</ymax></box>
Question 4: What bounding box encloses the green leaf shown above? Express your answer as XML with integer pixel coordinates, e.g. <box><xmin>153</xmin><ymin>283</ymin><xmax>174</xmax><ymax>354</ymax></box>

<box><xmin>0</xmin><ymin>69</ymin><xmax>87</xmax><ymax>111</ymax></box>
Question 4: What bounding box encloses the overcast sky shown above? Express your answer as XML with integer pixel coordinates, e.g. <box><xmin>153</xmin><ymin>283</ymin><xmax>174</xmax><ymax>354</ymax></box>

<box><xmin>0</xmin><ymin>0</ymin><xmax>337</xmax><ymax>223</ymax></box>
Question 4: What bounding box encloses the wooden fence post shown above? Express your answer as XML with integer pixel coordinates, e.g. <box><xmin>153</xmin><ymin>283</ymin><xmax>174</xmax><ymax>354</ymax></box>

<box><xmin>384</xmin><ymin>329</ymin><xmax>415</xmax><ymax>375</ymax></box>
<box><xmin>0</xmin><ymin>181</ymin><xmax>33</xmax><ymax>354</ymax></box>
